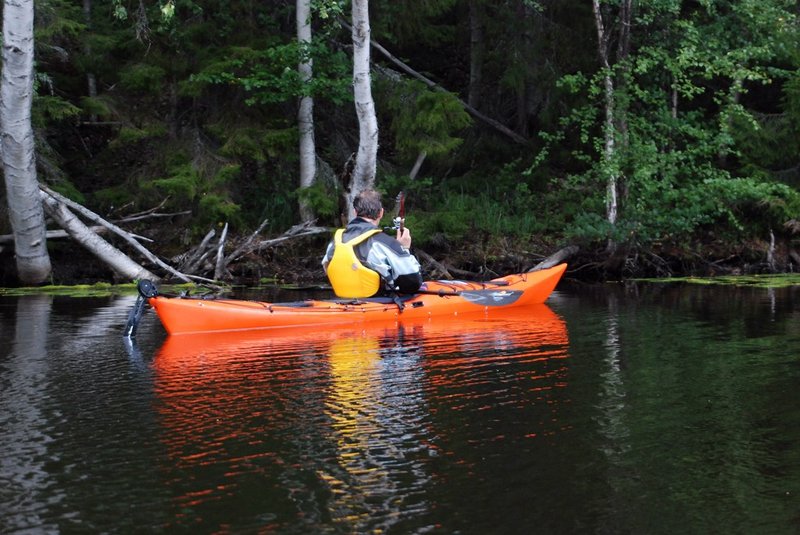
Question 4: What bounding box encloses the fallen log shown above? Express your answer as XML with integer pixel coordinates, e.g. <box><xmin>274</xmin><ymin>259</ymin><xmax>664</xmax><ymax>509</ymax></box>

<box><xmin>256</xmin><ymin>221</ymin><xmax>329</xmax><ymax>250</ymax></box>
<box><xmin>527</xmin><ymin>245</ymin><xmax>579</xmax><ymax>272</ymax></box>
<box><xmin>223</xmin><ymin>218</ymin><xmax>269</xmax><ymax>266</ymax></box>
<box><xmin>41</xmin><ymin>194</ymin><xmax>158</xmax><ymax>281</ymax></box>
<box><xmin>178</xmin><ymin>228</ymin><xmax>216</xmax><ymax>274</ymax></box>
<box><xmin>40</xmin><ymin>186</ymin><xmax>192</xmax><ymax>283</ymax></box>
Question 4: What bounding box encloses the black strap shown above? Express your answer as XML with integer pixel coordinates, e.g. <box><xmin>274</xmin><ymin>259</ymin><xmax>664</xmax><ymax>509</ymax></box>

<box><xmin>390</xmin><ymin>292</ymin><xmax>405</xmax><ymax>312</ymax></box>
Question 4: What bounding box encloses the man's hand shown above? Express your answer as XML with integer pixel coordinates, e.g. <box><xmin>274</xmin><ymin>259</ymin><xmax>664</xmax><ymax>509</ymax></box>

<box><xmin>396</xmin><ymin>227</ymin><xmax>412</xmax><ymax>250</ymax></box>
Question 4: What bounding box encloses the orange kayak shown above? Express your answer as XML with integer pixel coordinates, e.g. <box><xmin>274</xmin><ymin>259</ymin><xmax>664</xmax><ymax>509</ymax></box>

<box><xmin>140</xmin><ymin>263</ymin><xmax>567</xmax><ymax>335</ymax></box>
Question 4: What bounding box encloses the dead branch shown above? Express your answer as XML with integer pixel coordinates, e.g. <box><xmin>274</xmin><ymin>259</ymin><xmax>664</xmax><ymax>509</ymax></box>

<box><xmin>257</xmin><ymin>221</ymin><xmax>329</xmax><ymax>250</ymax></box>
<box><xmin>528</xmin><ymin>245</ymin><xmax>579</xmax><ymax>272</ymax></box>
<box><xmin>115</xmin><ymin>210</ymin><xmax>191</xmax><ymax>224</ymax></box>
<box><xmin>179</xmin><ymin>229</ymin><xmax>216</xmax><ymax>274</ymax></box>
<box><xmin>214</xmin><ymin>222</ymin><xmax>229</xmax><ymax>280</ymax></box>
<box><xmin>340</xmin><ymin>18</ymin><xmax>528</xmax><ymax>145</ymax></box>
<box><xmin>1</xmin><ymin>226</ymin><xmax>152</xmax><ymax>244</ymax></box>
<box><xmin>41</xmin><ymin>194</ymin><xmax>158</xmax><ymax>281</ymax></box>
<box><xmin>223</xmin><ymin>218</ymin><xmax>269</xmax><ymax>266</ymax></box>
<box><xmin>39</xmin><ymin>185</ymin><xmax>192</xmax><ymax>283</ymax></box>
<box><xmin>415</xmin><ymin>249</ymin><xmax>453</xmax><ymax>280</ymax></box>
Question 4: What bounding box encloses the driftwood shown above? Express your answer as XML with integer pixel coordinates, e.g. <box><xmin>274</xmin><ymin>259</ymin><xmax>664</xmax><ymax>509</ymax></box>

<box><xmin>415</xmin><ymin>249</ymin><xmax>453</xmax><ymax>280</ymax></box>
<box><xmin>170</xmin><ymin>220</ymin><xmax>326</xmax><ymax>280</ymax></box>
<box><xmin>178</xmin><ymin>229</ymin><xmax>216</xmax><ymax>274</ymax></box>
<box><xmin>214</xmin><ymin>222</ymin><xmax>229</xmax><ymax>280</ymax></box>
<box><xmin>527</xmin><ymin>245</ymin><xmax>579</xmax><ymax>272</ymax></box>
<box><xmin>0</xmin><ymin>226</ymin><xmax>105</xmax><ymax>244</ymax></box>
<box><xmin>0</xmin><ymin>226</ymin><xmax>153</xmax><ymax>244</ymax></box>
<box><xmin>41</xmin><ymin>193</ymin><xmax>158</xmax><ymax>281</ymax></box>
<box><xmin>39</xmin><ymin>185</ymin><xmax>191</xmax><ymax>282</ymax></box>
<box><xmin>224</xmin><ymin>218</ymin><xmax>269</xmax><ymax>265</ymax></box>
<box><xmin>256</xmin><ymin>221</ymin><xmax>329</xmax><ymax>250</ymax></box>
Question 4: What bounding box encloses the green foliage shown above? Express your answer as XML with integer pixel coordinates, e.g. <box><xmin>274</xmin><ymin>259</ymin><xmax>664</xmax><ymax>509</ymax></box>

<box><xmin>118</xmin><ymin>63</ymin><xmax>168</xmax><ymax>94</ymax></box>
<box><xmin>734</xmin><ymin>70</ymin><xmax>800</xmax><ymax>188</ymax></box>
<box><xmin>213</xmin><ymin>126</ymin><xmax>297</xmax><ymax>161</ymax></box>
<box><xmin>189</xmin><ymin>41</ymin><xmax>350</xmax><ymax>106</ymax></box>
<box><xmin>382</xmin><ymin>80</ymin><xmax>472</xmax><ymax>161</ymax></box>
<box><xmin>48</xmin><ymin>180</ymin><xmax>86</xmax><ymax>205</ymax></box>
<box><xmin>372</xmin><ymin>0</ymin><xmax>457</xmax><ymax>47</ymax></box>
<box><xmin>24</xmin><ymin>0</ymin><xmax>800</xmax><ymax>272</ymax></box>
<box><xmin>78</xmin><ymin>96</ymin><xmax>115</xmax><ymax>119</ymax></box>
<box><xmin>198</xmin><ymin>193</ymin><xmax>241</xmax><ymax>224</ymax></box>
<box><xmin>32</xmin><ymin>96</ymin><xmax>81</xmax><ymax>127</ymax></box>
<box><xmin>412</xmin><ymin>191</ymin><xmax>544</xmax><ymax>245</ymax></box>
<box><xmin>109</xmin><ymin>126</ymin><xmax>168</xmax><ymax>148</ymax></box>
<box><xmin>93</xmin><ymin>185</ymin><xmax>133</xmax><ymax>211</ymax></box>
<box><xmin>142</xmin><ymin>162</ymin><xmax>243</xmax><ymax>229</ymax></box>
<box><xmin>528</xmin><ymin>0</ymin><xmax>800</xmax><ymax>250</ymax></box>
<box><xmin>148</xmin><ymin>162</ymin><xmax>200</xmax><ymax>199</ymax></box>
<box><xmin>296</xmin><ymin>182</ymin><xmax>338</xmax><ymax>220</ymax></box>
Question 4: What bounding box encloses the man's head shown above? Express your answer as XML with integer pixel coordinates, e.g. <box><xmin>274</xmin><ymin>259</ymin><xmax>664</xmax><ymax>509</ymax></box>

<box><xmin>353</xmin><ymin>190</ymin><xmax>384</xmax><ymax>220</ymax></box>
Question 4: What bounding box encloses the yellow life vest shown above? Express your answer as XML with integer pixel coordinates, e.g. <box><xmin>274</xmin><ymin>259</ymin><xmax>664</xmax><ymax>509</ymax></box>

<box><xmin>326</xmin><ymin>228</ymin><xmax>384</xmax><ymax>298</ymax></box>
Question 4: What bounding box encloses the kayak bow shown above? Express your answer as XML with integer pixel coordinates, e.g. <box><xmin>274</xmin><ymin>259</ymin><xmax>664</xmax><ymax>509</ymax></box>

<box><xmin>139</xmin><ymin>263</ymin><xmax>567</xmax><ymax>335</ymax></box>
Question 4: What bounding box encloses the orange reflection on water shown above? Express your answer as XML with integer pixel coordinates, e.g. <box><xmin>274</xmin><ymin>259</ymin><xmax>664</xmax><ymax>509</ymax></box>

<box><xmin>150</xmin><ymin>304</ymin><xmax>570</xmax><ymax>530</ymax></box>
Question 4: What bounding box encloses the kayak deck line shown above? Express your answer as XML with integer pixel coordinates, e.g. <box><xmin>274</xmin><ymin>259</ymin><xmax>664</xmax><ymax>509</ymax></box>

<box><xmin>126</xmin><ymin>263</ymin><xmax>567</xmax><ymax>336</ymax></box>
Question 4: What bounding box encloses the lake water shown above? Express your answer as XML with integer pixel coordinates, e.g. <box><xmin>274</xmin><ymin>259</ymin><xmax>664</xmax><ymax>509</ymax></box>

<box><xmin>1</xmin><ymin>280</ymin><xmax>800</xmax><ymax>533</ymax></box>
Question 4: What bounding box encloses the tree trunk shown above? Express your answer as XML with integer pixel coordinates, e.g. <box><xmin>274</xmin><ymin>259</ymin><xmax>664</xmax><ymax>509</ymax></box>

<box><xmin>468</xmin><ymin>0</ymin><xmax>485</xmax><ymax>110</ymax></box>
<box><xmin>349</xmin><ymin>0</ymin><xmax>378</xmax><ymax>210</ymax></box>
<box><xmin>592</xmin><ymin>0</ymin><xmax>619</xmax><ymax>234</ymax></box>
<box><xmin>408</xmin><ymin>150</ymin><xmax>427</xmax><ymax>181</ymax></box>
<box><xmin>83</xmin><ymin>0</ymin><xmax>98</xmax><ymax>123</ymax></box>
<box><xmin>1</xmin><ymin>0</ymin><xmax>52</xmax><ymax>284</ymax></box>
<box><xmin>297</xmin><ymin>0</ymin><xmax>317</xmax><ymax>222</ymax></box>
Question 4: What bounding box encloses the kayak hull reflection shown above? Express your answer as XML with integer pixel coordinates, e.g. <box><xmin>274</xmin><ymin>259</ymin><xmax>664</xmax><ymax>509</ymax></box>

<box><xmin>147</xmin><ymin>263</ymin><xmax>567</xmax><ymax>335</ymax></box>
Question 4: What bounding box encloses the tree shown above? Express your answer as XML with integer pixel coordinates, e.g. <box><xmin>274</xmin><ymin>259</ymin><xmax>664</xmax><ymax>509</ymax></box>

<box><xmin>591</xmin><ymin>0</ymin><xmax>631</xmax><ymax>244</ymax></box>
<box><xmin>467</xmin><ymin>0</ymin><xmax>485</xmax><ymax>110</ymax></box>
<box><xmin>296</xmin><ymin>0</ymin><xmax>317</xmax><ymax>222</ymax></box>
<box><xmin>349</xmin><ymin>0</ymin><xmax>378</xmax><ymax>211</ymax></box>
<box><xmin>2</xmin><ymin>0</ymin><xmax>51</xmax><ymax>284</ymax></box>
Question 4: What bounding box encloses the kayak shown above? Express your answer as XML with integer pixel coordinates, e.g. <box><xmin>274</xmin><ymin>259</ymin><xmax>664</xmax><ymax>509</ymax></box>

<box><xmin>152</xmin><ymin>303</ymin><xmax>569</xmax><ymax>368</ymax></box>
<box><xmin>137</xmin><ymin>263</ymin><xmax>567</xmax><ymax>335</ymax></box>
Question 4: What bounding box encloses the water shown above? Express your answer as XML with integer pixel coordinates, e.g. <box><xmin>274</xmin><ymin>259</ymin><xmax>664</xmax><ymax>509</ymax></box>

<box><xmin>1</xmin><ymin>282</ymin><xmax>800</xmax><ymax>534</ymax></box>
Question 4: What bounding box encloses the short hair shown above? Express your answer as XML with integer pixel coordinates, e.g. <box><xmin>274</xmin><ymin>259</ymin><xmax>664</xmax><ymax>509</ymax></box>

<box><xmin>353</xmin><ymin>190</ymin><xmax>383</xmax><ymax>219</ymax></box>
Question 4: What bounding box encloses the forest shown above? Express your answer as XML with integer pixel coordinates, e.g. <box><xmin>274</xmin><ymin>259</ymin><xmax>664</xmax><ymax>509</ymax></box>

<box><xmin>1</xmin><ymin>0</ymin><xmax>800</xmax><ymax>286</ymax></box>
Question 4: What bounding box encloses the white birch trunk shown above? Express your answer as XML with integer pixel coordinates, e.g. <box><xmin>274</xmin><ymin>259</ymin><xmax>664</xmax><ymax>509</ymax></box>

<box><xmin>297</xmin><ymin>0</ymin><xmax>317</xmax><ymax>221</ymax></box>
<box><xmin>1</xmin><ymin>0</ymin><xmax>52</xmax><ymax>284</ymax></box>
<box><xmin>592</xmin><ymin>0</ymin><xmax>618</xmax><ymax>229</ymax></box>
<box><xmin>349</xmin><ymin>0</ymin><xmax>378</xmax><ymax>209</ymax></box>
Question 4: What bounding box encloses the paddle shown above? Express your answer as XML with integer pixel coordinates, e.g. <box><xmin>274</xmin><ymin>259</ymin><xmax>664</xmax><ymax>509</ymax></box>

<box><xmin>411</xmin><ymin>286</ymin><xmax>523</xmax><ymax>306</ymax></box>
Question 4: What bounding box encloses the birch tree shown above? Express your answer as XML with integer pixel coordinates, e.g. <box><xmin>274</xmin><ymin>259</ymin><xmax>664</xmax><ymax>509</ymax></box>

<box><xmin>349</xmin><ymin>0</ymin><xmax>378</xmax><ymax>211</ymax></box>
<box><xmin>2</xmin><ymin>0</ymin><xmax>51</xmax><ymax>284</ymax></box>
<box><xmin>591</xmin><ymin>0</ymin><xmax>631</xmax><ymax>254</ymax></box>
<box><xmin>297</xmin><ymin>0</ymin><xmax>316</xmax><ymax>221</ymax></box>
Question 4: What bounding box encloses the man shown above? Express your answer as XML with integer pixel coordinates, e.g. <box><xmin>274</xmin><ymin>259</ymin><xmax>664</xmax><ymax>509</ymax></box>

<box><xmin>322</xmin><ymin>189</ymin><xmax>423</xmax><ymax>298</ymax></box>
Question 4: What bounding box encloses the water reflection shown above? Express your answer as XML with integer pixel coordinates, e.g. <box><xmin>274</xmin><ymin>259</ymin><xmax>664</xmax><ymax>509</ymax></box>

<box><xmin>4</xmin><ymin>285</ymin><xmax>800</xmax><ymax>532</ymax></box>
<box><xmin>150</xmin><ymin>305</ymin><xmax>570</xmax><ymax>532</ymax></box>
<box><xmin>0</xmin><ymin>296</ymin><xmax>59</xmax><ymax>532</ymax></box>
